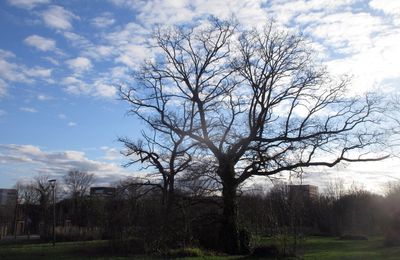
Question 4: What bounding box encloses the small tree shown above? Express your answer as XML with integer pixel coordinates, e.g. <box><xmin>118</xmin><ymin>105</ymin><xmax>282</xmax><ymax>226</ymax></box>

<box><xmin>120</xmin><ymin>18</ymin><xmax>388</xmax><ymax>253</ymax></box>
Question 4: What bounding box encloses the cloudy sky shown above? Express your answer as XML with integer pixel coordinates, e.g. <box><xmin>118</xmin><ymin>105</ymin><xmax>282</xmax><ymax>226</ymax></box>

<box><xmin>0</xmin><ymin>0</ymin><xmax>399</xmax><ymax>192</ymax></box>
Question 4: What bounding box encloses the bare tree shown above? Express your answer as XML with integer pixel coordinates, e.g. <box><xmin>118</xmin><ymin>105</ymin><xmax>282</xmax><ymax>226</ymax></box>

<box><xmin>120</xmin><ymin>18</ymin><xmax>388</xmax><ymax>253</ymax></box>
<box><xmin>120</xmin><ymin>130</ymin><xmax>193</xmax><ymax>207</ymax></box>
<box><xmin>64</xmin><ymin>170</ymin><xmax>95</xmax><ymax>198</ymax></box>
<box><xmin>15</xmin><ymin>181</ymin><xmax>40</xmax><ymax>205</ymax></box>
<box><xmin>63</xmin><ymin>170</ymin><xmax>94</xmax><ymax>226</ymax></box>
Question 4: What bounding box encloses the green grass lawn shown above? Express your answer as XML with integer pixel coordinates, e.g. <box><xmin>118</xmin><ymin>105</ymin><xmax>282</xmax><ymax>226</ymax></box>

<box><xmin>0</xmin><ymin>237</ymin><xmax>399</xmax><ymax>259</ymax></box>
<box><xmin>303</xmin><ymin>236</ymin><xmax>400</xmax><ymax>260</ymax></box>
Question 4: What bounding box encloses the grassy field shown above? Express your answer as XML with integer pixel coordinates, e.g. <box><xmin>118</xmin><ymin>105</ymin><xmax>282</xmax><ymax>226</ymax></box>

<box><xmin>0</xmin><ymin>236</ymin><xmax>399</xmax><ymax>259</ymax></box>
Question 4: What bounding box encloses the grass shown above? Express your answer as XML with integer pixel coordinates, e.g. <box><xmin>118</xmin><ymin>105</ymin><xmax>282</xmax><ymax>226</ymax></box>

<box><xmin>0</xmin><ymin>236</ymin><xmax>399</xmax><ymax>259</ymax></box>
<box><xmin>303</xmin><ymin>236</ymin><xmax>400</xmax><ymax>260</ymax></box>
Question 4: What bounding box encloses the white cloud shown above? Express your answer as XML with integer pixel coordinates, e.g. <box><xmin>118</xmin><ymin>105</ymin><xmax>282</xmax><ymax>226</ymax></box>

<box><xmin>20</xmin><ymin>107</ymin><xmax>37</xmax><ymax>113</ymax></box>
<box><xmin>24</xmin><ymin>67</ymin><xmax>52</xmax><ymax>78</ymax></box>
<box><xmin>24</xmin><ymin>35</ymin><xmax>56</xmax><ymax>52</ymax></box>
<box><xmin>0</xmin><ymin>144</ymin><xmax>130</xmax><ymax>183</ymax></box>
<box><xmin>58</xmin><ymin>113</ymin><xmax>66</xmax><ymax>119</ymax></box>
<box><xmin>7</xmin><ymin>0</ymin><xmax>49</xmax><ymax>9</ymax></box>
<box><xmin>44</xmin><ymin>56</ymin><xmax>59</xmax><ymax>65</ymax></box>
<box><xmin>305</xmin><ymin>12</ymin><xmax>384</xmax><ymax>55</ymax></box>
<box><xmin>0</xmin><ymin>59</ymin><xmax>30</xmax><ymax>83</ymax></box>
<box><xmin>62</xmin><ymin>32</ymin><xmax>91</xmax><ymax>48</ymax></box>
<box><xmin>101</xmin><ymin>146</ymin><xmax>120</xmax><ymax>161</ymax></box>
<box><xmin>37</xmin><ymin>94</ymin><xmax>52</xmax><ymax>101</ymax></box>
<box><xmin>110</xmin><ymin>0</ymin><xmax>268</xmax><ymax>27</ymax></box>
<box><xmin>42</xmin><ymin>5</ymin><xmax>78</xmax><ymax>30</ymax></box>
<box><xmin>66</xmin><ymin>57</ymin><xmax>92</xmax><ymax>72</ymax></box>
<box><xmin>94</xmin><ymin>82</ymin><xmax>117</xmax><ymax>98</ymax></box>
<box><xmin>0</xmin><ymin>79</ymin><xmax>7</xmax><ymax>97</ymax></box>
<box><xmin>0</xmin><ymin>49</ymin><xmax>15</xmax><ymax>59</ymax></box>
<box><xmin>83</xmin><ymin>45</ymin><xmax>114</xmax><ymax>61</ymax></box>
<box><xmin>62</xmin><ymin>75</ymin><xmax>117</xmax><ymax>98</ymax></box>
<box><xmin>370</xmin><ymin>0</ymin><xmax>400</xmax><ymax>23</ymax></box>
<box><xmin>115</xmin><ymin>44</ymin><xmax>150</xmax><ymax>68</ymax></box>
<box><xmin>68</xmin><ymin>122</ymin><xmax>77</xmax><ymax>127</ymax></box>
<box><xmin>0</xmin><ymin>109</ymin><xmax>6</xmax><ymax>117</ymax></box>
<box><xmin>62</xmin><ymin>76</ymin><xmax>90</xmax><ymax>96</ymax></box>
<box><xmin>0</xmin><ymin>49</ymin><xmax>52</xmax><ymax>87</ymax></box>
<box><xmin>91</xmin><ymin>12</ymin><xmax>115</xmax><ymax>28</ymax></box>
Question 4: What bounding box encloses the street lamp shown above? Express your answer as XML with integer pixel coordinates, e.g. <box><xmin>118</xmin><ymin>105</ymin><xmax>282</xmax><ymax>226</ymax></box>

<box><xmin>48</xmin><ymin>179</ymin><xmax>56</xmax><ymax>246</ymax></box>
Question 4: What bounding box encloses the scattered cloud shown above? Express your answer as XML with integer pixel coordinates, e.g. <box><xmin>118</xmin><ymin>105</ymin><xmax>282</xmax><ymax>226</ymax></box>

<box><xmin>20</xmin><ymin>107</ymin><xmax>37</xmax><ymax>113</ymax></box>
<box><xmin>58</xmin><ymin>113</ymin><xmax>67</xmax><ymax>119</ymax></box>
<box><xmin>42</xmin><ymin>5</ymin><xmax>78</xmax><ymax>30</ymax></box>
<box><xmin>370</xmin><ymin>0</ymin><xmax>400</xmax><ymax>25</ymax></box>
<box><xmin>0</xmin><ymin>49</ymin><xmax>52</xmax><ymax>89</ymax></box>
<box><xmin>62</xmin><ymin>31</ymin><xmax>91</xmax><ymax>49</ymax></box>
<box><xmin>0</xmin><ymin>57</ymin><xmax>30</xmax><ymax>83</ymax></box>
<box><xmin>37</xmin><ymin>94</ymin><xmax>52</xmax><ymax>101</ymax></box>
<box><xmin>0</xmin><ymin>109</ymin><xmax>6</xmax><ymax>117</ymax></box>
<box><xmin>101</xmin><ymin>146</ymin><xmax>121</xmax><ymax>161</ymax></box>
<box><xmin>7</xmin><ymin>0</ymin><xmax>49</xmax><ymax>9</ymax></box>
<box><xmin>0</xmin><ymin>144</ymin><xmax>130</xmax><ymax>183</ymax></box>
<box><xmin>43</xmin><ymin>56</ymin><xmax>59</xmax><ymax>65</ymax></box>
<box><xmin>94</xmin><ymin>83</ymin><xmax>116</xmax><ymax>98</ymax></box>
<box><xmin>24</xmin><ymin>35</ymin><xmax>56</xmax><ymax>52</ymax></box>
<box><xmin>0</xmin><ymin>79</ymin><xmax>7</xmax><ymax>97</ymax></box>
<box><xmin>24</xmin><ymin>67</ymin><xmax>52</xmax><ymax>78</ymax></box>
<box><xmin>66</xmin><ymin>57</ymin><xmax>92</xmax><ymax>73</ymax></box>
<box><xmin>83</xmin><ymin>45</ymin><xmax>114</xmax><ymax>61</ymax></box>
<box><xmin>91</xmin><ymin>12</ymin><xmax>115</xmax><ymax>28</ymax></box>
<box><xmin>61</xmin><ymin>75</ymin><xmax>117</xmax><ymax>98</ymax></box>
<box><xmin>68</xmin><ymin>121</ymin><xmax>77</xmax><ymax>127</ymax></box>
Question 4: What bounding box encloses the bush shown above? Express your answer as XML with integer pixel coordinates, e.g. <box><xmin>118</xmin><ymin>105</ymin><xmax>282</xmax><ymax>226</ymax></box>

<box><xmin>165</xmin><ymin>247</ymin><xmax>204</xmax><ymax>258</ymax></box>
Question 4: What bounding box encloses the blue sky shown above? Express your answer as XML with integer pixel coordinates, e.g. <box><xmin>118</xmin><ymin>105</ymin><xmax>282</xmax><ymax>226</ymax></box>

<box><xmin>0</xmin><ymin>0</ymin><xmax>399</xmax><ymax>192</ymax></box>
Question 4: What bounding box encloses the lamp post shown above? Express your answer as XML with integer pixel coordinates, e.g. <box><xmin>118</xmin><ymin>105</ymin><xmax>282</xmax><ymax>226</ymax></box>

<box><xmin>48</xmin><ymin>179</ymin><xmax>56</xmax><ymax>246</ymax></box>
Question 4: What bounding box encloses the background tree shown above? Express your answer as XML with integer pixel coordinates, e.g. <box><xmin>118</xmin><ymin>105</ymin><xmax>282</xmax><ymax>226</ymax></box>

<box><xmin>120</xmin><ymin>18</ymin><xmax>388</xmax><ymax>253</ymax></box>
<box><xmin>63</xmin><ymin>170</ymin><xmax>94</xmax><ymax>226</ymax></box>
<box><xmin>120</xmin><ymin>130</ymin><xmax>193</xmax><ymax>207</ymax></box>
<box><xmin>64</xmin><ymin>170</ymin><xmax>94</xmax><ymax>198</ymax></box>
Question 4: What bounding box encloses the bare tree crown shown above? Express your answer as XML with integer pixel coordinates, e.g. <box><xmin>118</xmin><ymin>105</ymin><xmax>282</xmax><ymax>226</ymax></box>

<box><xmin>120</xmin><ymin>18</ymin><xmax>387</xmax><ymax>186</ymax></box>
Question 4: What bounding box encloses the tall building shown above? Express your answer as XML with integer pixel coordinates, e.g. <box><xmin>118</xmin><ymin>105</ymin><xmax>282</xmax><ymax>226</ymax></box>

<box><xmin>288</xmin><ymin>184</ymin><xmax>318</xmax><ymax>202</ymax></box>
<box><xmin>0</xmin><ymin>189</ymin><xmax>17</xmax><ymax>238</ymax></box>
<box><xmin>90</xmin><ymin>187</ymin><xmax>116</xmax><ymax>197</ymax></box>
<box><xmin>0</xmin><ymin>189</ymin><xmax>17</xmax><ymax>206</ymax></box>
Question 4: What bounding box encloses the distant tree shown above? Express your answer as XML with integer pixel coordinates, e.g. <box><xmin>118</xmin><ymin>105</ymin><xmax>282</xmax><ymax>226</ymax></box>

<box><xmin>64</xmin><ymin>170</ymin><xmax>94</xmax><ymax>198</ymax></box>
<box><xmin>120</xmin><ymin>18</ymin><xmax>389</xmax><ymax>253</ymax></box>
<box><xmin>15</xmin><ymin>180</ymin><xmax>40</xmax><ymax>205</ymax></box>
<box><xmin>323</xmin><ymin>178</ymin><xmax>346</xmax><ymax>200</ymax></box>
<box><xmin>63</xmin><ymin>170</ymin><xmax>94</xmax><ymax>226</ymax></box>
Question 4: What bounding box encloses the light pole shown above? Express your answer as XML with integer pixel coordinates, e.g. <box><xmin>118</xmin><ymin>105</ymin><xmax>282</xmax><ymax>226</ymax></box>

<box><xmin>48</xmin><ymin>179</ymin><xmax>56</xmax><ymax>246</ymax></box>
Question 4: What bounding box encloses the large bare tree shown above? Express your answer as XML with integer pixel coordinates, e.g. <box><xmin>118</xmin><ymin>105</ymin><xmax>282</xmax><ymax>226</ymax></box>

<box><xmin>120</xmin><ymin>18</ymin><xmax>387</xmax><ymax>253</ymax></box>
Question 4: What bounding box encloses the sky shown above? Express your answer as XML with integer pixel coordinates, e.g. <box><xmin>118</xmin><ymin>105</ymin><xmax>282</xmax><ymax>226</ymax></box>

<box><xmin>0</xmin><ymin>0</ymin><xmax>399</xmax><ymax>193</ymax></box>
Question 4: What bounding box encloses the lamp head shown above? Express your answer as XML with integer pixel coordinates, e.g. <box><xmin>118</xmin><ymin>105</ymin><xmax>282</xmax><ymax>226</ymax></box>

<box><xmin>48</xmin><ymin>179</ymin><xmax>56</xmax><ymax>188</ymax></box>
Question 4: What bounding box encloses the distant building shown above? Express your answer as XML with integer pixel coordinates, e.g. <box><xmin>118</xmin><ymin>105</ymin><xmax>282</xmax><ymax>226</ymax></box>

<box><xmin>90</xmin><ymin>187</ymin><xmax>116</xmax><ymax>197</ymax></box>
<box><xmin>0</xmin><ymin>189</ymin><xmax>17</xmax><ymax>239</ymax></box>
<box><xmin>288</xmin><ymin>185</ymin><xmax>318</xmax><ymax>202</ymax></box>
<box><xmin>0</xmin><ymin>189</ymin><xmax>17</xmax><ymax>206</ymax></box>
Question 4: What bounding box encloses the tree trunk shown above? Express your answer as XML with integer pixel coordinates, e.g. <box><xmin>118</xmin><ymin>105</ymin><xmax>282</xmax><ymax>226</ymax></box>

<box><xmin>219</xmin><ymin>163</ymin><xmax>241</xmax><ymax>254</ymax></box>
